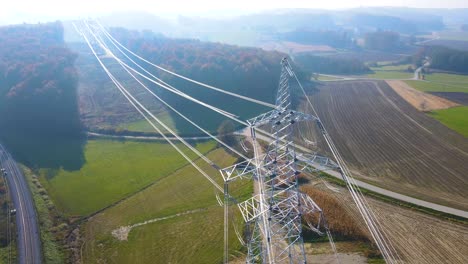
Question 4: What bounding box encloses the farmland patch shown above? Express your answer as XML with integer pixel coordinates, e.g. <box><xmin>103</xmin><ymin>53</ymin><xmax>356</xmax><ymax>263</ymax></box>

<box><xmin>83</xmin><ymin>148</ymin><xmax>247</xmax><ymax>263</ymax></box>
<box><xmin>301</xmin><ymin>80</ymin><xmax>468</xmax><ymax>210</ymax></box>
<box><xmin>429</xmin><ymin>106</ymin><xmax>468</xmax><ymax>137</ymax></box>
<box><xmin>39</xmin><ymin>139</ymin><xmax>216</xmax><ymax>216</ymax></box>
<box><xmin>386</xmin><ymin>80</ymin><xmax>459</xmax><ymax>111</ymax></box>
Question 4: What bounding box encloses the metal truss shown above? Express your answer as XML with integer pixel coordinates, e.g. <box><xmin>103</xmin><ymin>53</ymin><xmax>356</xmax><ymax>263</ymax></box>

<box><xmin>221</xmin><ymin>58</ymin><xmax>339</xmax><ymax>264</ymax></box>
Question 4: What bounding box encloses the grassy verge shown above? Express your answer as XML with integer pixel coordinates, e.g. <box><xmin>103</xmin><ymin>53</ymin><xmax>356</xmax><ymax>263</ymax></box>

<box><xmin>39</xmin><ymin>139</ymin><xmax>216</xmax><ymax>216</ymax></box>
<box><xmin>366</xmin><ymin>70</ymin><xmax>413</xmax><ymax>79</ymax></box>
<box><xmin>317</xmin><ymin>172</ymin><xmax>468</xmax><ymax>225</ymax></box>
<box><xmin>428</xmin><ymin>106</ymin><xmax>468</xmax><ymax>137</ymax></box>
<box><xmin>0</xmin><ymin>245</ymin><xmax>17</xmax><ymax>263</ymax></box>
<box><xmin>0</xmin><ymin>172</ymin><xmax>16</xmax><ymax>263</ymax></box>
<box><xmin>83</xmin><ymin>148</ymin><xmax>250</xmax><ymax>263</ymax></box>
<box><xmin>22</xmin><ymin>165</ymin><xmax>65</xmax><ymax>264</ymax></box>
<box><xmin>117</xmin><ymin>111</ymin><xmax>177</xmax><ymax>133</ymax></box>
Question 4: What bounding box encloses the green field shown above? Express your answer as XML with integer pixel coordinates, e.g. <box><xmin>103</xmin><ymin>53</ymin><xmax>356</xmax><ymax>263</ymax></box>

<box><xmin>39</xmin><ymin>139</ymin><xmax>216</xmax><ymax>216</ymax></box>
<box><xmin>83</xmin><ymin>148</ymin><xmax>250</xmax><ymax>263</ymax></box>
<box><xmin>405</xmin><ymin>80</ymin><xmax>468</xmax><ymax>93</ymax></box>
<box><xmin>367</xmin><ymin>70</ymin><xmax>413</xmax><ymax>79</ymax></box>
<box><xmin>118</xmin><ymin>111</ymin><xmax>178</xmax><ymax>133</ymax></box>
<box><xmin>424</xmin><ymin>73</ymin><xmax>468</xmax><ymax>85</ymax></box>
<box><xmin>429</xmin><ymin>106</ymin><xmax>468</xmax><ymax>137</ymax></box>
<box><xmin>370</xmin><ymin>64</ymin><xmax>412</xmax><ymax>71</ymax></box>
<box><xmin>367</xmin><ymin>63</ymin><xmax>413</xmax><ymax>79</ymax></box>
<box><xmin>317</xmin><ymin>75</ymin><xmax>342</xmax><ymax>81</ymax></box>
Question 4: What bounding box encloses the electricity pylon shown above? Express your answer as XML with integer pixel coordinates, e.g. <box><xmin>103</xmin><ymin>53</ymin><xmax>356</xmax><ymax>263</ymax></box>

<box><xmin>221</xmin><ymin>58</ymin><xmax>338</xmax><ymax>263</ymax></box>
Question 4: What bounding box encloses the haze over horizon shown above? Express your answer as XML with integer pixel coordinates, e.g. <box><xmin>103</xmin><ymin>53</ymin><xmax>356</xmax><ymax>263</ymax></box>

<box><xmin>2</xmin><ymin>0</ymin><xmax>468</xmax><ymax>25</ymax></box>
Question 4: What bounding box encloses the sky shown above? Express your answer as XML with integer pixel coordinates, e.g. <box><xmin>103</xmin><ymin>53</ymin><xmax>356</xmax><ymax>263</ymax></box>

<box><xmin>2</xmin><ymin>0</ymin><xmax>468</xmax><ymax>24</ymax></box>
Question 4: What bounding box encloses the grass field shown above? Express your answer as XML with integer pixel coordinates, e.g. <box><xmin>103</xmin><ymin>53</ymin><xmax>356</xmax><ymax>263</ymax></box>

<box><xmin>83</xmin><ymin>148</ymin><xmax>250</xmax><ymax>263</ymax></box>
<box><xmin>370</xmin><ymin>64</ymin><xmax>412</xmax><ymax>71</ymax></box>
<box><xmin>39</xmin><ymin>139</ymin><xmax>216</xmax><ymax>216</ymax></box>
<box><xmin>429</xmin><ymin>106</ymin><xmax>468</xmax><ymax>137</ymax></box>
<box><xmin>367</xmin><ymin>70</ymin><xmax>413</xmax><ymax>79</ymax></box>
<box><xmin>317</xmin><ymin>75</ymin><xmax>342</xmax><ymax>81</ymax></box>
<box><xmin>118</xmin><ymin>111</ymin><xmax>177</xmax><ymax>133</ymax></box>
<box><xmin>424</xmin><ymin>73</ymin><xmax>468</xmax><ymax>85</ymax></box>
<box><xmin>405</xmin><ymin>80</ymin><xmax>468</xmax><ymax>93</ymax></box>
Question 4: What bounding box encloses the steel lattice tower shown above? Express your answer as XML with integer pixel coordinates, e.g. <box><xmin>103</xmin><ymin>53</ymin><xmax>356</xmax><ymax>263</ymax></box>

<box><xmin>221</xmin><ymin>58</ymin><xmax>338</xmax><ymax>264</ymax></box>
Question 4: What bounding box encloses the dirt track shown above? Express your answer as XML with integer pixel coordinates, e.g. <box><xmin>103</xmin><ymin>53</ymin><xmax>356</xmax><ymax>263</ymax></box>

<box><xmin>300</xmin><ymin>80</ymin><xmax>468</xmax><ymax>210</ymax></box>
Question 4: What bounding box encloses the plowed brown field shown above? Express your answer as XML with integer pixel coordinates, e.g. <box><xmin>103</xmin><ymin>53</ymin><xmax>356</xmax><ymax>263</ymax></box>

<box><xmin>321</xmin><ymin>183</ymin><xmax>468</xmax><ymax>264</ymax></box>
<box><xmin>300</xmin><ymin>80</ymin><xmax>468</xmax><ymax>210</ymax></box>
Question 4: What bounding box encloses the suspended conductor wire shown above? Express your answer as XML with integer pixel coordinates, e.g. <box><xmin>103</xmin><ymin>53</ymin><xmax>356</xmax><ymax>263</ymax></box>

<box><xmin>89</xmin><ymin>20</ymin><xmax>291</xmax><ymax>151</ymax></box>
<box><xmin>86</xmin><ymin>22</ymin><xmax>249</xmax><ymax>161</ymax></box>
<box><xmin>77</xmin><ymin>22</ymin><xmax>223</xmax><ymax>192</ymax></box>
<box><xmin>87</xmin><ymin>20</ymin><xmax>248</xmax><ymax>127</ymax></box>
<box><xmin>286</xmin><ymin>60</ymin><xmax>394</xmax><ymax>261</ymax></box>
<box><xmin>288</xmin><ymin>60</ymin><xmax>401</xmax><ymax>263</ymax></box>
<box><xmin>93</xmin><ymin>19</ymin><xmax>277</xmax><ymax>109</ymax></box>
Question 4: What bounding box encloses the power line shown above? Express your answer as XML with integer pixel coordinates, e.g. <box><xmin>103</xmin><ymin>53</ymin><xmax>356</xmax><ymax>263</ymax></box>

<box><xmin>94</xmin><ymin>19</ymin><xmax>277</xmax><ymax>109</ymax></box>
<box><xmin>289</xmin><ymin>59</ymin><xmax>401</xmax><ymax>263</ymax></box>
<box><xmin>84</xmin><ymin>20</ymin><xmax>249</xmax><ymax>161</ymax></box>
<box><xmin>76</xmin><ymin>21</ymin><xmax>223</xmax><ymax>192</ymax></box>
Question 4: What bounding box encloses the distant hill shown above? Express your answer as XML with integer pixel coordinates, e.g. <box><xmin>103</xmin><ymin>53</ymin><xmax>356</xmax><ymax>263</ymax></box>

<box><xmin>86</xmin><ymin>8</ymin><xmax>458</xmax><ymax>49</ymax></box>
<box><xmin>349</xmin><ymin>13</ymin><xmax>443</xmax><ymax>34</ymax></box>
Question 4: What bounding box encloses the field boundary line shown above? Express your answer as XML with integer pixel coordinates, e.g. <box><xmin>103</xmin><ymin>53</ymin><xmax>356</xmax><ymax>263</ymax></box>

<box><xmin>111</xmin><ymin>209</ymin><xmax>207</xmax><ymax>241</ymax></box>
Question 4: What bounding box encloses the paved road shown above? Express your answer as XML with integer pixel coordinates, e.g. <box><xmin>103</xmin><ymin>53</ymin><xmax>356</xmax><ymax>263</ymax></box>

<box><xmin>238</xmin><ymin>128</ymin><xmax>468</xmax><ymax>219</ymax></box>
<box><xmin>0</xmin><ymin>144</ymin><xmax>42</xmax><ymax>264</ymax></box>
<box><xmin>87</xmin><ymin>131</ymin><xmax>211</xmax><ymax>141</ymax></box>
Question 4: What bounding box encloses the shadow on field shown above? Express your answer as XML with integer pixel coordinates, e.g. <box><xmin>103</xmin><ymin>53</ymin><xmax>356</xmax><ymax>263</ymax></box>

<box><xmin>0</xmin><ymin>130</ymin><xmax>86</xmax><ymax>171</ymax></box>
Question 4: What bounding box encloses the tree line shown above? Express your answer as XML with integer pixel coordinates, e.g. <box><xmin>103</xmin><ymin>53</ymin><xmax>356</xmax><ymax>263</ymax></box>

<box><xmin>426</xmin><ymin>46</ymin><xmax>468</xmax><ymax>73</ymax></box>
<box><xmin>294</xmin><ymin>54</ymin><xmax>370</xmax><ymax>75</ymax></box>
<box><xmin>0</xmin><ymin>22</ymin><xmax>84</xmax><ymax>169</ymax></box>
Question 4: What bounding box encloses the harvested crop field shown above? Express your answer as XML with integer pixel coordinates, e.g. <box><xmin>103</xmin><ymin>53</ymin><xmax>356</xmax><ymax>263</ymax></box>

<box><xmin>316</xmin><ymin>182</ymin><xmax>468</xmax><ymax>264</ymax></box>
<box><xmin>300</xmin><ymin>80</ymin><xmax>468</xmax><ymax>210</ymax></box>
<box><xmin>429</xmin><ymin>92</ymin><xmax>468</xmax><ymax>105</ymax></box>
<box><xmin>386</xmin><ymin>80</ymin><xmax>459</xmax><ymax>111</ymax></box>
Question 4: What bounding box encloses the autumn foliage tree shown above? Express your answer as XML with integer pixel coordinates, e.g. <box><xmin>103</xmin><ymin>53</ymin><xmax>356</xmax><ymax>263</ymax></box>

<box><xmin>0</xmin><ymin>22</ymin><xmax>84</xmax><ymax>169</ymax></box>
<box><xmin>105</xmin><ymin>27</ymin><xmax>298</xmax><ymax>134</ymax></box>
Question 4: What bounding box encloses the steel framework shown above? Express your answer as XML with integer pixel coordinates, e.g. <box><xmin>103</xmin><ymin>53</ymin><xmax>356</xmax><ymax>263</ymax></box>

<box><xmin>221</xmin><ymin>58</ymin><xmax>338</xmax><ymax>264</ymax></box>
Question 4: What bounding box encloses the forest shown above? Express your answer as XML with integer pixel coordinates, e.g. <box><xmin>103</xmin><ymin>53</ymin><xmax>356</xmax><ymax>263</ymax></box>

<box><xmin>0</xmin><ymin>22</ymin><xmax>84</xmax><ymax>169</ymax></box>
<box><xmin>82</xmin><ymin>27</ymin><xmax>298</xmax><ymax>134</ymax></box>
<box><xmin>280</xmin><ymin>30</ymin><xmax>355</xmax><ymax>48</ymax></box>
<box><xmin>426</xmin><ymin>46</ymin><xmax>468</xmax><ymax>73</ymax></box>
<box><xmin>364</xmin><ymin>31</ymin><xmax>401</xmax><ymax>51</ymax></box>
<box><xmin>294</xmin><ymin>54</ymin><xmax>369</xmax><ymax>74</ymax></box>
<box><xmin>350</xmin><ymin>14</ymin><xmax>444</xmax><ymax>34</ymax></box>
